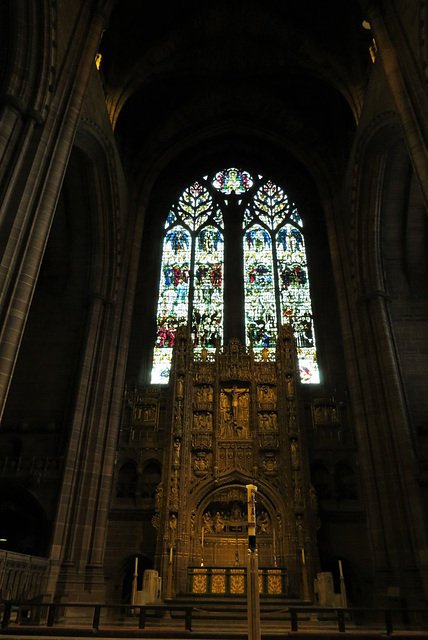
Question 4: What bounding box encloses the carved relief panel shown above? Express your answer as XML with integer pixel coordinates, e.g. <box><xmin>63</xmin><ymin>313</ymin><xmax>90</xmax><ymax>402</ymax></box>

<box><xmin>219</xmin><ymin>386</ymin><xmax>250</xmax><ymax>440</ymax></box>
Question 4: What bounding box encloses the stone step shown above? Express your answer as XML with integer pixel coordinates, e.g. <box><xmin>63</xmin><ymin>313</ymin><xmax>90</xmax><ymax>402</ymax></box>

<box><xmin>164</xmin><ymin>596</ymin><xmax>311</xmax><ymax>620</ymax></box>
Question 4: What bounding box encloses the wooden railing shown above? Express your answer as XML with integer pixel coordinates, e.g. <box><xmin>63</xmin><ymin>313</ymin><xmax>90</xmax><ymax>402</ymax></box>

<box><xmin>0</xmin><ymin>552</ymin><xmax>50</xmax><ymax>602</ymax></box>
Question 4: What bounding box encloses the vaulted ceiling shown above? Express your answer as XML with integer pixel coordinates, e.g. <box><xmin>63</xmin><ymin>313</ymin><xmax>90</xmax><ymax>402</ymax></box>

<box><xmin>99</xmin><ymin>0</ymin><xmax>372</xmax><ymax>190</ymax></box>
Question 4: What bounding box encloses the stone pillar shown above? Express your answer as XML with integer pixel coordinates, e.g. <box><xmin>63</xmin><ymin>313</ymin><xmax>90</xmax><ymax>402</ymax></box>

<box><xmin>0</xmin><ymin>2</ymin><xmax>108</xmax><ymax>422</ymax></box>
<box><xmin>349</xmin><ymin>289</ymin><xmax>428</xmax><ymax>606</ymax></box>
<box><xmin>361</xmin><ymin>1</ymin><xmax>428</xmax><ymax>212</ymax></box>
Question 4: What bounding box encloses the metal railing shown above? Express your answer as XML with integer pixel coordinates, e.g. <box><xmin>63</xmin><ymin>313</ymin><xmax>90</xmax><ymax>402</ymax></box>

<box><xmin>1</xmin><ymin>601</ymin><xmax>427</xmax><ymax>635</ymax></box>
<box><xmin>0</xmin><ymin>602</ymin><xmax>193</xmax><ymax>632</ymax></box>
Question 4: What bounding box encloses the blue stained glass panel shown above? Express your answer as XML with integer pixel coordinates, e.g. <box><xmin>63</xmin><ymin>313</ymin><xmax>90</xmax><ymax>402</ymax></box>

<box><xmin>276</xmin><ymin>224</ymin><xmax>319</xmax><ymax>383</ymax></box>
<box><xmin>244</xmin><ymin>225</ymin><xmax>277</xmax><ymax>349</ymax></box>
<box><xmin>289</xmin><ymin>208</ymin><xmax>303</xmax><ymax>227</ymax></box>
<box><xmin>165</xmin><ymin>210</ymin><xmax>176</xmax><ymax>229</ymax></box>
<box><xmin>151</xmin><ymin>225</ymin><xmax>192</xmax><ymax>383</ymax></box>
<box><xmin>192</xmin><ymin>226</ymin><xmax>224</xmax><ymax>351</ymax></box>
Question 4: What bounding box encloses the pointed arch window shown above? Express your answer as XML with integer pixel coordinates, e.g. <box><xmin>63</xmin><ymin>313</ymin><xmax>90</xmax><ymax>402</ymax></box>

<box><xmin>151</xmin><ymin>169</ymin><xmax>319</xmax><ymax>384</ymax></box>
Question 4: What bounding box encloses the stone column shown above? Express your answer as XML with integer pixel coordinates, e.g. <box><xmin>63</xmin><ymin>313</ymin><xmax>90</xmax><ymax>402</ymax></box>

<box><xmin>0</xmin><ymin>3</ymin><xmax>108</xmax><ymax>421</ymax></box>
<box><xmin>361</xmin><ymin>1</ymin><xmax>428</xmax><ymax>212</ymax></box>
<box><xmin>350</xmin><ymin>288</ymin><xmax>428</xmax><ymax>605</ymax></box>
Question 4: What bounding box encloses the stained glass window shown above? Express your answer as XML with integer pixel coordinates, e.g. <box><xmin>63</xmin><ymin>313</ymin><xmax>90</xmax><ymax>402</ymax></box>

<box><xmin>193</xmin><ymin>226</ymin><xmax>224</xmax><ymax>350</ymax></box>
<box><xmin>276</xmin><ymin>224</ymin><xmax>318</xmax><ymax>382</ymax></box>
<box><xmin>151</xmin><ymin>182</ymin><xmax>223</xmax><ymax>383</ymax></box>
<box><xmin>243</xmin><ymin>225</ymin><xmax>277</xmax><ymax>349</ymax></box>
<box><xmin>212</xmin><ymin>168</ymin><xmax>253</xmax><ymax>194</ymax></box>
<box><xmin>151</xmin><ymin>169</ymin><xmax>319</xmax><ymax>384</ymax></box>
<box><xmin>152</xmin><ymin>225</ymin><xmax>191</xmax><ymax>383</ymax></box>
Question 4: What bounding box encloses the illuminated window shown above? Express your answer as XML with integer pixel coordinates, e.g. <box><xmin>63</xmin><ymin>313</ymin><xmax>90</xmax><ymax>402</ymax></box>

<box><xmin>151</xmin><ymin>169</ymin><xmax>319</xmax><ymax>384</ymax></box>
<box><xmin>151</xmin><ymin>182</ymin><xmax>224</xmax><ymax>383</ymax></box>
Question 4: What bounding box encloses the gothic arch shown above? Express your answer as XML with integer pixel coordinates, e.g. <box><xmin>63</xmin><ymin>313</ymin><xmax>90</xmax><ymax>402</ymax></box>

<box><xmin>114</xmin><ymin>553</ymin><xmax>153</xmax><ymax>604</ymax></box>
<box><xmin>352</xmin><ymin>118</ymin><xmax>403</xmax><ymax>298</ymax></box>
<box><xmin>188</xmin><ymin>479</ymin><xmax>280</xmax><ymax>569</ymax></box>
<box><xmin>0</xmin><ymin>483</ymin><xmax>50</xmax><ymax>556</ymax></box>
<box><xmin>74</xmin><ymin>123</ymin><xmax>122</xmax><ymax>302</ymax></box>
<box><xmin>189</xmin><ymin>469</ymin><xmax>285</xmax><ymax>521</ymax></box>
<box><xmin>380</xmin><ymin>139</ymin><xmax>428</xmax><ymax>440</ymax></box>
<box><xmin>310</xmin><ymin>460</ymin><xmax>333</xmax><ymax>500</ymax></box>
<box><xmin>334</xmin><ymin>460</ymin><xmax>358</xmax><ymax>500</ymax></box>
<box><xmin>343</xmin><ymin>119</ymin><xmax>428</xmax><ymax>601</ymax></box>
<box><xmin>46</xmin><ymin>129</ymin><xmax>127</xmax><ymax>578</ymax></box>
<box><xmin>0</xmin><ymin>0</ymin><xmax>55</xmax><ymax>117</ymax></box>
<box><xmin>1</xmin><ymin>145</ymin><xmax>93</xmax><ymax>439</ymax></box>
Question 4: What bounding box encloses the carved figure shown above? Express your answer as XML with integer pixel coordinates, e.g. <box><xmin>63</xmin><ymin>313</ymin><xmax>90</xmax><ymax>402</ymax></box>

<box><xmin>169</xmin><ymin>514</ymin><xmax>177</xmax><ymax>544</ymax></box>
<box><xmin>203</xmin><ymin>511</ymin><xmax>213</xmax><ymax>532</ymax></box>
<box><xmin>290</xmin><ymin>438</ymin><xmax>299</xmax><ymax>469</ymax></box>
<box><xmin>155</xmin><ymin>482</ymin><xmax>163</xmax><ymax>513</ymax></box>
<box><xmin>220</xmin><ymin>386</ymin><xmax>250</xmax><ymax>439</ymax></box>
<box><xmin>176</xmin><ymin>376</ymin><xmax>184</xmax><ymax>398</ymax></box>
<box><xmin>213</xmin><ymin>511</ymin><xmax>225</xmax><ymax>533</ymax></box>
<box><xmin>173</xmin><ymin>438</ymin><xmax>181</xmax><ymax>467</ymax></box>
<box><xmin>197</xmin><ymin>412</ymin><xmax>212</xmax><ymax>430</ymax></box>
<box><xmin>231</xmin><ymin>502</ymin><xmax>242</xmax><ymax>520</ymax></box>
<box><xmin>193</xmin><ymin>451</ymin><xmax>209</xmax><ymax>475</ymax></box>
<box><xmin>259</xmin><ymin>412</ymin><xmax>277</xmax><ymax>431</ymax></box>
<box><xmin>257</xmin><ymin>510</ymin><xmax>270</xmax><ymax>534</ymax></box>
<box><xmin>258</xmin><ymin>384</ymin><xmax>275</xmax><ymax>404</ymax></box>
<box><xmin>223</xmin><ymin>385</ymin><xmax>246</xmax><ymax>421</ymax></box>
<box><xmin>219</xmin><ymin>391</ymin><xmax>233</xmax><ymax>438</ymax></box>
<box><xmin>262</xmin><ymin>453</ymin><xmax>278</xmax><ymax>475</ymax></box>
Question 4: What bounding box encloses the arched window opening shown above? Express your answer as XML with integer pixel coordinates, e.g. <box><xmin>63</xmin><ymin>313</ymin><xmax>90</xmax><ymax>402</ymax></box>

<box><xmin>311</xmin><ymin>461</ymin><xmax>332</xmax><ymax>500</ymax></box>
<box><xmin>334</xmin><ymin>461</ymin><xmax>358</xmax><ymax>500</ymax></box>
<box><xmin>244</xmin><ymin>225</ymin><xmax>277</xmax><ymax>349</ymax></box>
<box><xmin>151</xmin><ymin>168</ymin><xmax>319</xmax><ymax>384</ymax></box>
<box><xmin>141</xmin><ymin>460</ymin><xmax>162</xmax><ymax>499</ymax></box>
<box><xmin>116</xmin><ymin>461</ymin><xmax>138</xmax><ymax>498</ymax></box>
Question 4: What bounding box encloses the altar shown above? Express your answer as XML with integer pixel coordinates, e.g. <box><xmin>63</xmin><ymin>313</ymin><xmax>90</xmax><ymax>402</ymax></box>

<box><xmin>187</xmin><ymin>566</ymin><xmax>287</xmax><ymax>596</ymax></box>
<box><xmin>133</xmin><ymin>326</ymin><xmax>319</xmax><ymax>599</ymax></box>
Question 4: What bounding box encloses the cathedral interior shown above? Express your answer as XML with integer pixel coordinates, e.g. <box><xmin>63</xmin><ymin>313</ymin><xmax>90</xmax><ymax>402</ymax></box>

<box><xmin>1</xmin><ymin>0</ymin><xmax>428</xmax><ymax>618</ymax></box>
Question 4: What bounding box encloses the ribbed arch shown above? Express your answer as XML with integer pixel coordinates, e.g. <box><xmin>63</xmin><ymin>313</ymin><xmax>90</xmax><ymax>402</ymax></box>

<box><xmin>0</xmin><ymin>0</ymin><xmax>54</xmax><ymax>114</ymax></box>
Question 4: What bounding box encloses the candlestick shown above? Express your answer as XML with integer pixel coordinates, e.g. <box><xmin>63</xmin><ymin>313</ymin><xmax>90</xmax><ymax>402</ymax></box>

<box><xmin>170</xmin><ymin>546</ymin><xmax>173</xmax><ymax>563</ymax></box>
<box><xmin>246</xmin><ymin>484</ymin><xmax>257</xmax><ymax>550</ymax></box>
<box><xmin>301</xmin><ymin>548</ymin><xmax>305</xmax><ymax>564</ymax></box>
<box><xmin>338</xmin><ymin>559</ymin><xmax>343</xmax><ymax>578</ymax></box>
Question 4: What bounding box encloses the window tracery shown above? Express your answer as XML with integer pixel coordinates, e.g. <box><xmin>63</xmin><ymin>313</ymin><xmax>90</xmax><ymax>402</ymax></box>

<box><xmin>151</xmin><ymin>168</ymin><xmax>319</xmax><ymax>384</ymax></box>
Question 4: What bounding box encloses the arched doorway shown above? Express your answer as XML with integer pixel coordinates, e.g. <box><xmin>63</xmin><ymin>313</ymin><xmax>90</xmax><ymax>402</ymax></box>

<box><xmin>193</xmin><ymin>485</ymin><xmax>277</xmax><ymax>568</ymax></box>
<box><xmin>120</xmin><ymin>554</ymin><xmax>153</xmax><ymax>604</ymax></box>
<box><xmin>0</xmin><ymin>484</ymin><xmax>50</xmax><ymax>556</ymax></box>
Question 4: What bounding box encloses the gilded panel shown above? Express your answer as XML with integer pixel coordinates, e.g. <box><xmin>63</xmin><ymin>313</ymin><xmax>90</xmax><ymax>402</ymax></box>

<box><xmin>267</xmin><ymin>570</ymin><xmax>282</xmax><ymax>594</ymax></box>
<box><xmin>211</xmin><ymin>569</ymin><xmax>226</xmax><ymax>594</ymax></box>
<box><xmin>192</xmin><ymin>569</ymin><xmax>207</xmax><ymax>594</ymax></box>
<box><xmin>230</xmin><ymin>569</ymin><xmax>245</xmax><ymax>594</ymax></box>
